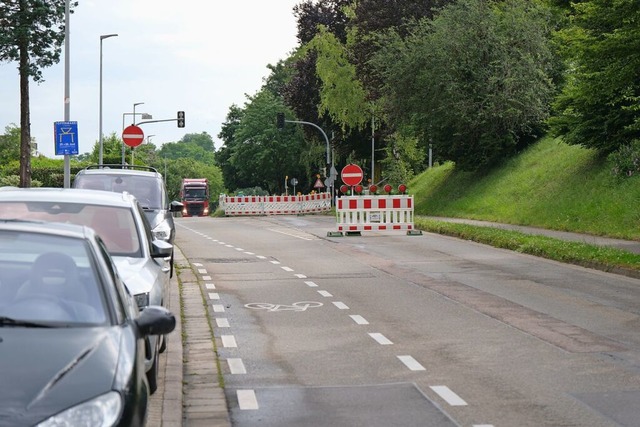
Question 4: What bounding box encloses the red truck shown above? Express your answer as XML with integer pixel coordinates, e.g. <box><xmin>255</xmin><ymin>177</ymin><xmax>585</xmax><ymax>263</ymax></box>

<box><xmin>180</xmin><ymin>178</ymin><xmax>210</xmax><ymax>217</ymax></box>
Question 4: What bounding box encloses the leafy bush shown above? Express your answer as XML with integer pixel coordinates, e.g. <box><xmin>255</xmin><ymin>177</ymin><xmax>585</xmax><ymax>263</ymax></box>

<box><xmin>609</xmin><ymin>140</ymin><xmax>640</xmax><ymax>178</ymax></box>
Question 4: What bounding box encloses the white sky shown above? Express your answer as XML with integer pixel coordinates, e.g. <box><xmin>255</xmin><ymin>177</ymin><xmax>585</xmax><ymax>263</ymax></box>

<box><xmin>0</xmin><ymin>0</ymin><xmax>301</xmax><ymax>158</ymax></box>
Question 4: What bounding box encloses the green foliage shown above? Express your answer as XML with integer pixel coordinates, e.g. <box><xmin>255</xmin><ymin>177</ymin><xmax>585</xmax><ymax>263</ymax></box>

<box><xmin>303</xmin><ymin>25</ymin><xmax>370</xmax><ymax>130</ymax></box>
<box><xmin>410</xmin><ymin>136</ymin><xmax>640</xmax><ymax>240</ymax></box>
<box><xmin>379</xmin><ymin>129</ymin><xmax>426</xmax><ymax>185</ymax></box>
<box><xmin>220</xmin><ymin>89</ymin><xmax>308</xmax><ymax>194</ymax></box>
<box><xmin>373</xmin><ymin>0</ymin><xmax>557</xmax><ymax>170</ymax></box>
<box><xmin>161</xmin><ymin>157</ymin><xmax>225</xmax><ymax>203</ymax></box>
<box><xmin>608</xmin><ymin>140</ymin><xmax>640</xmax><ymax>178</ymax></box>
<box><xmin>0</xmin><ymin>1</ymin><xmax>75</xmax><ymax>81</ymax></box>
<box><xmin>0</xmin><ymin>124</ymin><xmax>20</xmax><ymax>165</ymax></box>
<box><xmin>549</xmin><ymin>0</ymin><xmax>640</xmax><ymax>153</ymax></box>
<box><xmin>159</xmin><ymin>133</ymin><xmax>215</xmax><ymax>164</ymax></box>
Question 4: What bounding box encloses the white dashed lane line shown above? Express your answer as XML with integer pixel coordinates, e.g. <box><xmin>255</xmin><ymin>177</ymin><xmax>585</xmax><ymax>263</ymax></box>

<box><xmin>369</xmin><ymin>333</ymin><xmax>393</xmax><ymax>345</ymax></box>
<box><xmin>430</xmin><ymin>386</ymin><xmax>468</xmax><ymax>406</ymax></box>
<box><xmin>295</xmin><ymin>273</ymin><xmax>307</xmax><ymax>278</ymax></box>
<box><xmin>228</xmin><ymin>358</ymin><xmax>247</xmax><ymax>374</ymax></box>
<box><xmin>317</xmin><ymin>290</ymin><xmax>333</xmax><ymax>298</ymax></box>
<box><xmin>212</xmin><ymin>304</ymin><xmax>225</xmax><ymax>313</ymax></box>
<box><xmin>333</xmin><ymin>301</ymin><xmax>349</xmax><ymax>309</ymax></box>
<box><xmin>281</xmin><ymin>266</ymin><xmax>294</xmax><ymax>272</ymax></box>
<box><xmin>237</xmin><ymin>390</ymin><xmax>259</xmax><ymax>410</ymax></box>
<box><xmin>216</xmin><ymin>318</ymin><xmax>230</xmax><ymax>328</ymax></box>
<box><xmin>304</xmin><ymin>281</ymin><xmax>318</xmax><ymax>287</ymax></box>
<box><xmin>349</xmin><ymin>315</ymin><xmax>369</xmax><ymax>325</ymax></box>
<box><xmin>208</xmin><ymin>293</ymin><xmax>220</xmax><ymax>300</ymax></box>
<box><xmin>205</xmin><ymin>283</ymin><xmax>216</xmax><ymax>289</ymax></box>
<box><xmin>397</xmin><ymin>355</ymin><xmax>426</xmax><ymax>371</ymax></box>
<box><xmin>221</xmin><ymin>335</ymin><xmax>237</xmax><ymax>348</ymax></box>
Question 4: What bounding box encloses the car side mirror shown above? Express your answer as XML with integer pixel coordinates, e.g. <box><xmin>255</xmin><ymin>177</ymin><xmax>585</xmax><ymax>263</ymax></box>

<box><xmin>136</xmin><ymin>305</ymin><xmax>176</xmax><ymax>337</ymax></box>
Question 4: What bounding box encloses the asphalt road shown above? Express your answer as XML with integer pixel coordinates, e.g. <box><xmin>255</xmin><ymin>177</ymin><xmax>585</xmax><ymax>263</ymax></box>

<box><xmin>174</xmin><ymin>215</ymin><xmax>640</xmax><ymax>427</ymax></box>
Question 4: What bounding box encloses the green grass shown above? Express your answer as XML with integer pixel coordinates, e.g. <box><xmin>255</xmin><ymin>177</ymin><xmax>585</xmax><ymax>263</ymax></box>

<box><xmin>409</xmin><ymin>136</ymin><xmax>640</xmax><ymax>274</ymax></box>
<box><xmin>411</xmin><ymin>137</ymin><xmax>640</xmax><ymax>240</ymax></box>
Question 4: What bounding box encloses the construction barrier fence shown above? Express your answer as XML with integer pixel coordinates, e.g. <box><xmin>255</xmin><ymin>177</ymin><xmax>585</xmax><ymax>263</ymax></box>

<box><xmin>335</xmin><ymin>195</ymin><xmax>415</xmax><ymax>233</ymax></box>
<box><xmin>220</xmin><ymin>193</ymin><xmax>332</xmax><ymax>216</ymax></box>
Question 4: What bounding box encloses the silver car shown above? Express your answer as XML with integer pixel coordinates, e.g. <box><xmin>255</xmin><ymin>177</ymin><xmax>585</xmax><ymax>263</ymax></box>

<box><xmin>0</xmin><ymin>188</ymin><xmax>172</xmax><ymax>394</ymax></box>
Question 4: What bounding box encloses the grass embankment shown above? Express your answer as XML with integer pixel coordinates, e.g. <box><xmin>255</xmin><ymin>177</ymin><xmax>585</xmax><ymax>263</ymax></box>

<box><xmin>410</xmin><ymin>137</ymin><xmax>640</xmax><ymax>274</ymax></box>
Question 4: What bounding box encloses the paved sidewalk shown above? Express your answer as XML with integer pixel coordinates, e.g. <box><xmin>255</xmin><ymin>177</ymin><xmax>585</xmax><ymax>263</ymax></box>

<box><xmin>147</xmin><ymin>247</ymin><xmax>231</xmax><ymax>426</ymax></box>
<box><xmin>423</xmin><ymin>216</ymin><xmax>640</xmax><ymax>254</ymax></box>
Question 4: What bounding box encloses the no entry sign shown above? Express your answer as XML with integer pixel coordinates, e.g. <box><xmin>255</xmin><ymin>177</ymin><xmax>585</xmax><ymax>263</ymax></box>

<box><xmin>341</xmin><ymin>163</ymin><xmax>363</xmax><ymax>186</ymax></box>
<box><xmin>122</xmin><ymin>125</ymin><xmax>144</xmax><ymax>147</ymax></box>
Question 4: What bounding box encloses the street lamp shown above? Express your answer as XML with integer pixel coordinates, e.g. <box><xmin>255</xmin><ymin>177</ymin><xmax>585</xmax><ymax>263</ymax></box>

<box><xmin>147</xmin><ymin>135</ymin><xmax>156</xmax><ymax>145</ymax></box>
<box><xmin>99</xmin><ymin>33</ymin><xmax>118</xmax><ymax>166</ymax></box>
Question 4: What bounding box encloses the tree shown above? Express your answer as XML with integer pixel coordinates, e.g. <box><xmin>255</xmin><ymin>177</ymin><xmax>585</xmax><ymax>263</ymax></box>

<box><xmin>549</xmin><ymin>0</ymin><xmax>640</xmax><ymax>153</ymax></box>
<box><xmin>0</xmin><ymin>124</ymin><xmax>20</xmax><ymax>165</ymax></box>
<box><xmin>0</xmin><ymin>0</ymin><xmax>76</xmax><ymax>187</ymax></box>
<box><xmin>373</xmin><ymin>0</ymin><xmax>558</xmax><ymax>170</ymax></box>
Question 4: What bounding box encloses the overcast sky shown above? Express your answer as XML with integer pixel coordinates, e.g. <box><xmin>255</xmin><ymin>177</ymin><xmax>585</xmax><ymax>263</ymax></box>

<box><xmin>0</xmin><ymin>0</ymin><xmax>301</xmax><ymax>158</ymax></box>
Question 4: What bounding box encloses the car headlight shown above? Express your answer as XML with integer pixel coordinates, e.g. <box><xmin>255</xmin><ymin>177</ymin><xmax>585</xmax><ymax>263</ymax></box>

<box><xmin>152</xmin><ymin>220</ymin><xmax>171</xmax><ymax>241</ymax></box>
<box><xmin>134</xmin><ymin>292</ymin><xmax>150</xmax><ymax>310</ymax></box>
<box><xmin>36</xmin><ymin>391</ymin><xmax>122</xmax><ymax>427</ymax></box>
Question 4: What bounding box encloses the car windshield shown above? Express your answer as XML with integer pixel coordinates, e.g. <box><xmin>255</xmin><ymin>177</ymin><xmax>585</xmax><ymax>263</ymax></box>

<box><xmin>183</xmin><ymin>188</ymin><xmax>207</xmax><ymax>199</ymax></box>
<box><xmin>0</xmin><ymin>230</ymin><xmax>107</xmax><ymax>325</ymax></box>
<box><xmin>74</xmin><ymin>174</ymin><xmax>162</xmax><ymax>209</ymax></box>
<box><xmin>0</xmin><ymin>202</ymin><xmax>142</xmax><ymax>257</ymax></box>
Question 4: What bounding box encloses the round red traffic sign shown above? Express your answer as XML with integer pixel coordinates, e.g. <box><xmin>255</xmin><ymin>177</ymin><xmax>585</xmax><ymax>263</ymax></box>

<box><xmin>122</xmin><ymin>125</ymin><xmax>145</xmax><ymax>147</ymax></box>
<box><xmin>341</xmin><ymin>163</ymin><xmax>363</xmax><ymax>186</ymax></box>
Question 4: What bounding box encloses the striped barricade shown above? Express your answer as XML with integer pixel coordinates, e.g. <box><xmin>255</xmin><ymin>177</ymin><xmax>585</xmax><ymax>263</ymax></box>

<box><xmin>335</xmin><ymin>195</ymin><xmax>418</xmax><ymax>234</ymax></box>
<box><xmin>221</xmin><ymin>193</ymin><xmax>331</xmax><ymax>216</ymax></box>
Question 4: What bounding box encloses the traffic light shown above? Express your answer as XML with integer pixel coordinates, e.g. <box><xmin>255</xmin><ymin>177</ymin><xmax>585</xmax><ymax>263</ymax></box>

<box><xmin>177</xmin><ymin>111</ymin><xmax>185</xmax><ymax>128</ymax></box>
<box><xmin>276</xmin><ymin>112</ymin><xmax>285</xmax><ymax>129</ymax></box>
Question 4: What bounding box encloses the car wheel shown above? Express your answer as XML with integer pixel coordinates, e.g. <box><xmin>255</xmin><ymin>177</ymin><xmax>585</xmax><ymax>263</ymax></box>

<box><xmin>159</xmin><ymin>333</ymin><xmax>167</xmax><ymax>353</ymax></box>
<box><xmin>147</xmin><ymin>341</ymin><xmax>160</xmax><ymax>395</ymax></box>
<box><xmin>169</xmin><ymin>249</ymin><xmax>174</xmax><ymax>278</ymax></box>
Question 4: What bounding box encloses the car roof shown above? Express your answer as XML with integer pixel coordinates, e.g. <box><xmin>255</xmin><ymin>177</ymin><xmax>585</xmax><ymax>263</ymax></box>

<box><xmin>0</xmin><ymin>217</ymin><xmax>95</xmax><ymax>240</ymax></box>
<box><xmin>0</xmin><ymin>188</ymin><xmax>138</xmax><ymax>208</ymax></box>
<box><xmin>75</xmin><ymin>165</ymin><xmax>162</xmax><ymax>179</ymax></box>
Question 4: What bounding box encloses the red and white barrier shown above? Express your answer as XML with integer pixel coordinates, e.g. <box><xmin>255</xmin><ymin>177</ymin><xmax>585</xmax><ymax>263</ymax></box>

<box><xmin>335</xmin><ymin>195</ymin><xmax>415</xmax><ymax>233</ymax></box>
<box><xmin>220</xmin><ymin>193</ymin><xmax>331</xmax><ymax>216</ymax></box>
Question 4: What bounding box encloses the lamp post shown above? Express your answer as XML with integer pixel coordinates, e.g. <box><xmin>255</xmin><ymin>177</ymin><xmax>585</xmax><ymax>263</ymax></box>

<box><xmin>146</xmin><ymin>135</ymin><xmax>155</xmax><ymax>145</ymax></box>
<box><xmin>99</xmin><ymin>33</ymin><xmax>118</xmax><ymax>166</ymax></box>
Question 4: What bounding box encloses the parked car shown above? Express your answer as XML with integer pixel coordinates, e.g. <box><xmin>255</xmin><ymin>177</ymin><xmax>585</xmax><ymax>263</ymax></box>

<box><xmin>0</xmin><ymin>219</ymin><xmax>175</xmax><ymax>426</ymax></box>
<box><xmin>72</xmin><ymin>165</ymin><xmax>183</xmax><ymax>276</ymax></box>
<box><xmin>0</xmin><ymin>188</ymin><xmax>172</xmax><ymax>393</ymax></box>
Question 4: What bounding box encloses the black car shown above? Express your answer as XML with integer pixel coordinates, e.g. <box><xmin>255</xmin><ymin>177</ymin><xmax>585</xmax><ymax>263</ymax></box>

<box><xmin>0</xmin><ymin>220</ymin><xmax>175</xmax><ymax>426</ymax></box>
<box><xmin>72</xmin><ymin>165</ymin><xmax>183</xmax><ymax>276</ymax></box>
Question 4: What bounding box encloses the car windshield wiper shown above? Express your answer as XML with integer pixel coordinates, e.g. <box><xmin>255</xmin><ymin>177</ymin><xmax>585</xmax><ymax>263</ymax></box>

<box><xmin>0</xmin><ymin>316</ymin><xmax>55</xmax><ymax>328</ymax></box>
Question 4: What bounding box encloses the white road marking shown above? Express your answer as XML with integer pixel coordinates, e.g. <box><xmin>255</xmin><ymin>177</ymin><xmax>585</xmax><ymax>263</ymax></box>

<box><xmin>216</xmin><ymin>318</ymin><xmax>230</xmax><ymax>328</ymax></box>
<box><xmin>397</xmin><ymin>355</ymin><xmax>426</xmax><ymax>371</ymax></box>
<box><xmin>205</xmin><ymin>283</ymin><xmax>216</xmax><ymax>289</ymax></box>
<box><xmin>305</xmin><ymin>281</ymin><xmax>318</xmax><ymax>287</ymax></box>
<box><xmin>235</xmin><ymin>247</ymin><xmax>244</xmax><ymax>251</ymax></box>
<box><xmin>193</xmin><ymin>263</ymin><xmax>203</xmax><ymax>267</ymax></box>
<box><xmin>333</xmin><ymin>301</ymin><xmax>349</xmax><ymax>310</ymax></box>
<box><xmin>350</xmin><ymin>315</ymin><xmax>369</xmax><ymax>325</ymax></box>
<box><xmin>295</xmin><ymin>273</ymin><xmax>307</xmax><ymax>278</ymax></box>
<box><xmin>270</xmin><ymin>260</ymin><xmax>281</xmax><ymax>265</ymax></box>
<box><xmin>237</xmin><ymin>389</ymin><xmax>258</xmax><ymax>410</ymax></box>
<box><xmin>212</xmin><ymin>304</ymin><xmax>225</xmax><ymax>313</ymax></box>
<box><xmin>218</xmin><ymin>242</ymin><xmax>225</xmax><ymax>245</ymax></box>
<box><xmin>430</xmin><ymin>386</ymin><xmax>468</xmax><ymax>406</ymax></box>
<box><xmin>256</xmin><ymin>255</ymin><xmax>266</xmax><ymax>259</ymax></box>
<box><xmin>202</xmin><ymin>276</ymin><xmax>212</xmax><ymax>281</ymax></box>
<box><xmin>225</xmin><ymin>245</ymin><xmax>233</xmax><ymax>248</ymax></box>
<box><xmin>208</xmin><ymin>293</ymin><xmax>220</xmax><ymax>300</ymax></box>
<box><xmin>473</xmin><ymin>425</ymin><xmax>494</xmax><ymax>427</ymax></box>
<box><xmin>244</xmin><ymin>252</ymin><xmax>255</xmax><ymax>255</ymax></box>
<box><xmin>281</xmin><ymin>266</ymin><xmax>294</xmax><ymax>272</ymax></box>
<box><xmin>318</xmin><ymin>290</ymin><xmax>333</xmax><ymax>297</ymax></box>
<box><xmin>228</xmin><ymin>358</ymin><xmax>247</xmax><ymax>374</ymax></box>
<box><xmin>369</xmin><ymin>333</ymin><xmax>393</xmax><ymax>345</ymax></box>
<box><xmin>221</xmin><ymin>335</ymin><xmax>237</xmax><ymax>348</ymax></box>
<box><xmin>197</xmin><ymin>268</ymin><xmax>207</xmax><ymax>274</ymax></box>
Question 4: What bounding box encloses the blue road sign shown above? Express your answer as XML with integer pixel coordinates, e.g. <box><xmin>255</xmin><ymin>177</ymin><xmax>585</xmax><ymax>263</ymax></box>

<box><xmin>54</xmin><ymin>121</ymin><xmax>79</xmax><ymax>155</ymax></box>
